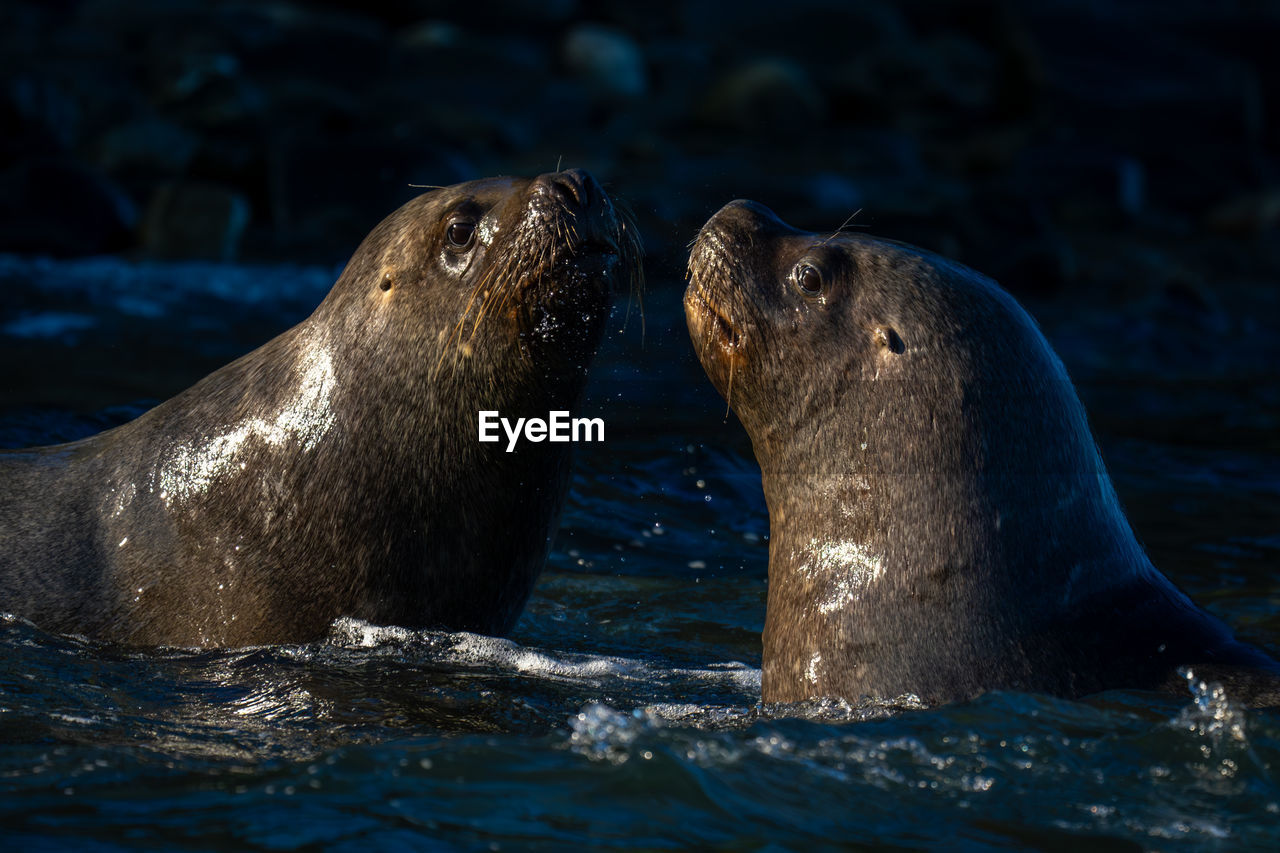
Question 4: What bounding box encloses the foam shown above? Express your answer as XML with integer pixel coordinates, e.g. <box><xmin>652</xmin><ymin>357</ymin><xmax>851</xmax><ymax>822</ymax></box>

<box><xmin>325</xmin><ymin>617</ymin><xmax>761</xmax><ymax>691</ymax></box>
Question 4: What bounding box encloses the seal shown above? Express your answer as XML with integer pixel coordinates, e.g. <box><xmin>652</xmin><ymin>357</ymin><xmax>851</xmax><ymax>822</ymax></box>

<box><xmin>685</xmin><ymin>199</ymin><xmax>1280</xmax><ymax>706</ymax></box>
<box><xmin>0</xmin><ymin>169</ymin><xmax>641</xmax><ymax>648</ymax></box>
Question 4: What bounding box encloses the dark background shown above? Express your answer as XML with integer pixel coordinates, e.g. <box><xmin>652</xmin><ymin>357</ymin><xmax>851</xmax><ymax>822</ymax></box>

<box><xmin>1</xmin><ymin>2</ymin><xmax>1275</xmax><ymax>276</ymax></box>
<box><xmin>1</xmin><ymin>0</ymin><xmax>1278</xmax><ymax>392</ymax></box>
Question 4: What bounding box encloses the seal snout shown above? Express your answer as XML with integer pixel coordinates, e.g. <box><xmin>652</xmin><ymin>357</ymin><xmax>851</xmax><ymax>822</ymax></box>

<box><xmin>688</xmin><ymin>198</ymin><xmax>800</xmax><ymax>293</ymax></box>
<box><xmin>707</xmin><ymin>199</ymin><xmax>801</xmax><ymax>239</ymax></box>
<box><xmin>540</xmin><ymin>168</ymin><xmax>599</xmax><ymax>210</ymax></box>
<box><xmin>685</xmin><ymin>222</ymin><xmax>746</xmax><ymax>363</ymax></box>
<box><xmin>531</xmin><ymin>168</ymin><xmax>620</xmax><ymax>255</ymax></box>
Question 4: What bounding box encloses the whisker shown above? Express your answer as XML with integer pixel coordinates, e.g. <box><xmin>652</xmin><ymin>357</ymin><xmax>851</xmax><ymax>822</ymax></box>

<box><xmin>820</xmin><ymin>209</ymin><xmax>864</xmax><ymax>245</ymax></box>
<box><xmin>436</xmin><ymin>261</ymin><xmax>504</xmax><ymax>374</ymax></box>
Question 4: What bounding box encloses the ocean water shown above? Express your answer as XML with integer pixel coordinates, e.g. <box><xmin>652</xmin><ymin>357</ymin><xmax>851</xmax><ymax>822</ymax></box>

<box><xmin>1</xmin><ymin>256</ymin><xmax>1278</xmax><ymax>850</ymax></box>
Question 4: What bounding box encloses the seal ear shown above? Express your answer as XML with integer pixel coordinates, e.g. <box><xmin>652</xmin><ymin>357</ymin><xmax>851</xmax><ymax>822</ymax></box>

<box><xmin>874</xmin><ymin>326</ymin><xmax>905</xmax><ymax>354</ymax></box>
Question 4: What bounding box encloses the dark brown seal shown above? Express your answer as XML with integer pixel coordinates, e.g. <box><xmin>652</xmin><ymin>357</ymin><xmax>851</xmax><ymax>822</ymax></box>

<box><xmin>685</xmin><ymin>199</ymin><xmax>1279</xmax><ymax>707</ymax></box>
<box><xmin>0</xmin><ymin>169</ymin><xmax>641</xmax><ymax>647</ymax></box>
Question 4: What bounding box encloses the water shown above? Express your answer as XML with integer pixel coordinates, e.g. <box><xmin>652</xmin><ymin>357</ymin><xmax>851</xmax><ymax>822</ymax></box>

<box><xmin>1</xmin><ymin>256</ymin><xmax>1279</xmax><ymax>850</ymax></box>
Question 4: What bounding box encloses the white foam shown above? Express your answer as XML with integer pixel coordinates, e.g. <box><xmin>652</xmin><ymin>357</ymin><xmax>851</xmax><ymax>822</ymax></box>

<box><xmin>326</xmin><ymin>617</ymin><xmax>416</xmax><ymax>647</ymax></box>
<box><xmin>325</xmin><ymin>618</ymin><xmax>761</xmax><ymax>692</ymax></box>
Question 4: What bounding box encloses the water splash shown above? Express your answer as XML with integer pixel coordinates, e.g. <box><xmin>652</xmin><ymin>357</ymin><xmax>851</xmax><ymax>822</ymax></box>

<box><xmin>567</xmin><ymin>703</ymin><xmax>664</xmax><ymax>764</ymax></box>
<box><xmin>1172</xmin><ymin>667</ymin><xmax>1248</xmax><ymax>745</ymax></box>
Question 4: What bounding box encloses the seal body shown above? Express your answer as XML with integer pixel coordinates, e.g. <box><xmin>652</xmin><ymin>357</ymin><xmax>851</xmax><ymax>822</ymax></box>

<box><xmin>685</xmin><ymin>200</ymin><xmax>1279</xmax><ymax>706</ymax></box>
<box><xmin>0</xmin><ymin>169</ymin><xmax>641</xmax><ymax>647</ymax></box>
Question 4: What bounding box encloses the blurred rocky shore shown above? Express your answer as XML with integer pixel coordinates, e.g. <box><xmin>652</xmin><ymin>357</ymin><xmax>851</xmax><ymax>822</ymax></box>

<box><xmin>1</xmin><ymin>0</ymin><xmax>1278</xmax><ymax>382</ymax></box>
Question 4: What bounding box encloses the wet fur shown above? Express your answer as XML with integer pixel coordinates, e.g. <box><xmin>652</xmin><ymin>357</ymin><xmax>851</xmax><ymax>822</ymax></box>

<box><xmin>686</xmin><ymin>200</ymin><xmax>1280</xmax><ymax>707</ymax></box>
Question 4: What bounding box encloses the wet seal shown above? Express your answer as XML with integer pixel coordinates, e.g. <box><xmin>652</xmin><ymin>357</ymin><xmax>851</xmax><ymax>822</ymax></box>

<box><xmin>0</xmin><ymin>169</ymin><xmax>641</xmax><ymax>647</ymax></box>
<box><xmin>685</xmin><ymin>199</ymin><xmax>1280</xmax><ymax>707</ymax></box>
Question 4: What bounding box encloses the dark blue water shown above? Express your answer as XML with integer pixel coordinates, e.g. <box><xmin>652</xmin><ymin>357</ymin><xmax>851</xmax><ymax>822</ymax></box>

<box><xmin>1</xmin><ymin>256</ymin><xmax>1279</xmax><ymax>850</ymax></box>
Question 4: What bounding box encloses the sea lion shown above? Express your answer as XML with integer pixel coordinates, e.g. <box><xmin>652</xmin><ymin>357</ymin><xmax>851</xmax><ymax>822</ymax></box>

<box><xmin>0</xmin><ymin>169</ymin><xmax>641</xmax><ymax>648</ymax></box>
<box><xmin>685</xmin><ymin>199</ymin><xmax>1279</xmax><ymax>707</ymax></box>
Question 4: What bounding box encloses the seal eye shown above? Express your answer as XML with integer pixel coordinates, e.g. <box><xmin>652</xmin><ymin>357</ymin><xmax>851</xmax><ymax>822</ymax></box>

<box><xmin>446</xmin><ymin>220</ymin><xmax>476</xmax><ymax>250</ymax></box>
<box><xmin>795</xmin><ymin>264</ymin><xmax>823</xmax><ymax>296</ymax></box>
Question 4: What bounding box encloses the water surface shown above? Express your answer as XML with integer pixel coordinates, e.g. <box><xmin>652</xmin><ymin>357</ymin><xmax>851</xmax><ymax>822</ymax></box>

<box><xmin>1</xmin><ymin>256</ymin><xmax>1278</xmax><ymax>850</ymax></box>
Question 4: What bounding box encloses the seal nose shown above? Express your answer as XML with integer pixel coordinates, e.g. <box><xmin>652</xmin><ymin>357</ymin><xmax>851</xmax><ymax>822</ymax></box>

<box><xmin>699</xmin><ymin>200</ymin><xmax>805</xmax><ymax>248</ymax></box>
<box><xmin>532</xmin><ymin>168</ymin><xmax>620</xmax><ymax>254</ymax></box>
<box><xmin>710</xmin><ymin>199</ymin><xmax>801</xmax><ymax>237</ymax></box>
<box><xmin>537</xmin><ymin>168</ymin><xmax>601</xmax><ymax>210</ymax></box>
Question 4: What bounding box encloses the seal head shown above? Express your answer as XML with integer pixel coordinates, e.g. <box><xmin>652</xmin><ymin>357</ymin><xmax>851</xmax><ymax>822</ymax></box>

<box><xmin>686</xmin><ymin>199</ymin><xmax>1278</xmax><ymax>706</ymax></box>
